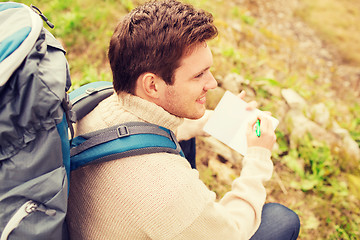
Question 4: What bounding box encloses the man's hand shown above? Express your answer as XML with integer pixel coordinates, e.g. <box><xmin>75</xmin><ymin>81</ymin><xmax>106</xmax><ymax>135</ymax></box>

<box><xmin>239</xmin><ymin>90</ymin><xmax>276</xmax><ymax>151</ymax></box>
<box><xmin>246</xmin><ymin>116</ymin><xmax>277</xmax><ymax>151</ymax></box>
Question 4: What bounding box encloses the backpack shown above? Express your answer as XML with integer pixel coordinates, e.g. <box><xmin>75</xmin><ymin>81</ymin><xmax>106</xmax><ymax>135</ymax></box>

<box><xmin>0</xmin><ymin>3</ymin><xmax>184</xmax><ymax>240</ymax></box>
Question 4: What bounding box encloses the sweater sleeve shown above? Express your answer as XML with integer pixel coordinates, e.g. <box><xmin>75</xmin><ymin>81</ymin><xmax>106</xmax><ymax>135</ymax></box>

<box><xmin>172</xmin><ymin>146</ymin><xmax>273</xmax><ymax>240</ymax></box>
<box><xmin>176</xmin><ymin>110</ymin><xmax>212</xmax><ymax>141</ymax></box>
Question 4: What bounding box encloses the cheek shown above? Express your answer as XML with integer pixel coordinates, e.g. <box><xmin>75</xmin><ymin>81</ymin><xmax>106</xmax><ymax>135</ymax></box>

<box><xmin>164</xmin><ymin>86</ymin><xmax>181</xmax><ymax>107</ymax></box>
<box><xmin>165</xmin><ymin>81</ymin><xmax>203</xmax><ymax>107</ymax></box>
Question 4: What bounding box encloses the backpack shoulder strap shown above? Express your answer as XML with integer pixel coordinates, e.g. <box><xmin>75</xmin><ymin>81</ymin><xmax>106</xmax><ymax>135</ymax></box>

<box><xmin>70</xmin><ymin>122</ymin><xmax>185</xmax><ymax>171</ymax></box>
<box><xmin>69</xmin><ymin>81</ymin><xmax>114</xmax><ymax>121</ymax></box>
<box><xmin>68</xmin><ymin>82</ymin><xmax>185</xmax><ymax>171</ymax></box>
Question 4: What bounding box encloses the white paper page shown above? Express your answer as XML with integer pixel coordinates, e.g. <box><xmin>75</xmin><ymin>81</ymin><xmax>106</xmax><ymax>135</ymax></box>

<box><xmin>203</xmin><ymin>91</ymin><xmax>279</xmax><ymax>155</ymax></box>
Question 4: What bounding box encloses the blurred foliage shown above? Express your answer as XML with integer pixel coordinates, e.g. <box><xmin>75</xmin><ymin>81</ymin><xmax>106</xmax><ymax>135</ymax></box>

<box><xmin>296</xmin><ymin>0</ymin><xmax>360</xmax><ymax>66</ymax></box>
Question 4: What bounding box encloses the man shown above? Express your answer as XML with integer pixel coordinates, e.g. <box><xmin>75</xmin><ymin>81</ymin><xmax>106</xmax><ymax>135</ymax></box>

<box><xmin>67</xmin><ymin>0</ymin><xmax>300</xmax><ymax>239</ymax></box>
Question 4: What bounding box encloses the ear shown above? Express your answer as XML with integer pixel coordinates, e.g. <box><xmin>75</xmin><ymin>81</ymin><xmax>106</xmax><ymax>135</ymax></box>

<box><xmin>135</xmin><ymin>73</ymin><xmax>165</xmax><ymax>100</ymax></box>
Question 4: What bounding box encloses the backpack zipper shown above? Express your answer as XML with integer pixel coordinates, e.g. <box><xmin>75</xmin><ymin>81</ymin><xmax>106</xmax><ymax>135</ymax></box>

<box><xmin>0</xmin><ymin>200</ymin><xmax>56</xmax><ymax>240</ymax></box>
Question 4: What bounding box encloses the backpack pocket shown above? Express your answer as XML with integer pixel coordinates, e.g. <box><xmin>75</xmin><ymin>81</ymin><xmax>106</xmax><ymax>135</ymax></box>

<box><xmin>0</xmin><ymin>166</ymin><xmax>68</xmax><ymax>240</ymax></box>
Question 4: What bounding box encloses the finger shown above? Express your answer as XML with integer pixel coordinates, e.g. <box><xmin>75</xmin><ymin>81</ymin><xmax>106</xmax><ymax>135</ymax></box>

<box><xmin>246</xmin><ymin>100</ymin><xmax>258</xmax><ymax>110</ymax></box>
<box><xmin>237</xmin><ymin>90</ymin><xmax>246</xmax><ymax>99</ymax></box>
<box><xmin>263</xmin><ymin>111</ymin><xmax>272</xmax><ymax>116</ymax></box>
<box><xmin>247</xmin><ymin>116</ymin><xmax>258</xmax><ymax>132</ymax></box>
<box><xmin>259</xmin><ymin>115</ymin><xmax>274</xmax><ymax>133</ymax></box>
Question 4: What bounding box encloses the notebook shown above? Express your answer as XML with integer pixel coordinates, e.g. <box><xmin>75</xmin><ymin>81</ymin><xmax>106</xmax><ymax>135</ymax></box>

<box><xmin>203</xmin><ymin>91</ymin><xmax>279</xmax><ymax>155</ymax></box>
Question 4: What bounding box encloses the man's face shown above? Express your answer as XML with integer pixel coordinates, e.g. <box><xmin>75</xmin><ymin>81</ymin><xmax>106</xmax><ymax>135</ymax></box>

<box><xmin>158</xmin><ymin>42</ymin><xmax>218</xmax><ymax>119</ymax></box>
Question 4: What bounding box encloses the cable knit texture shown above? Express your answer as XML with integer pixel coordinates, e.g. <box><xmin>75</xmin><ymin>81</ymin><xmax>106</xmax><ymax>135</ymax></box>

<box><xmin>67</xmin><ymin>92</ymin><xmax>274</xmax><ymax>240</ymax></box>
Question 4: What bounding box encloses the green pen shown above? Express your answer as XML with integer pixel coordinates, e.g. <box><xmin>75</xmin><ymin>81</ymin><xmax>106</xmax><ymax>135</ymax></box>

<box><xmin>255</xmin><ymin>119</ymin><xmax>261</xmax><ymax>137</ymax></box>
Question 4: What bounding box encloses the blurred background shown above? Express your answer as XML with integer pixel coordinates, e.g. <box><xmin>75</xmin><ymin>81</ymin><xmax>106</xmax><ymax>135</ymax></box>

<box><xmin>4</xmin><ymin>0</ymin><xmax>360</xmax><ymax>239</ymax></box>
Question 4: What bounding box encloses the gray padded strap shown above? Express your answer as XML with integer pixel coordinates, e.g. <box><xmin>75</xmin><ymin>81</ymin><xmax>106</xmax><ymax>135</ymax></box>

<box><xmin>70</xmin><ymin>122</ymin><xmax>172</xmax><ymax>157</ymax></box>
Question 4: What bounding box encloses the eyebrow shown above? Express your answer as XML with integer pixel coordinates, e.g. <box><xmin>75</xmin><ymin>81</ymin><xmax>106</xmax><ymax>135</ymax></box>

<box><xmin>193</xmin><ymin>66</ymin><xmax>211</xmax><ymax>78</ymax></box>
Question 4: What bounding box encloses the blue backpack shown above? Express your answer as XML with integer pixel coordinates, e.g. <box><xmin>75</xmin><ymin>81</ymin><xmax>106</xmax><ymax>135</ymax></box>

<box><xmin>0</xmin><ymin>3</ymin><xmax>183</xmax><ymax>240</ymax></box>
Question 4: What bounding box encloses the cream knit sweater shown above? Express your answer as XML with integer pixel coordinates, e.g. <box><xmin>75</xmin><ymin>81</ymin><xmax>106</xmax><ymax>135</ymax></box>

<box><xmin>67</xmin><ymin>92</ymin><xmax>274</xmax><ymax>240</ymax></box>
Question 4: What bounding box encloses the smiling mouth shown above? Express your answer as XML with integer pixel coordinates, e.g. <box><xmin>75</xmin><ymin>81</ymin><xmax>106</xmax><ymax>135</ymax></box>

<box><xmin>197</xmin><ymin>95</ymin><xmax>206</xmax><ymax>104</ymax></box>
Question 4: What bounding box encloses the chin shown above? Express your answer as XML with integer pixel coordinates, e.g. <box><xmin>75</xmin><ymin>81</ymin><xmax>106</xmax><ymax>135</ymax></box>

<box><xmin>186</xmin><ymin>109</ymin><xmax>206</xmax><ymax>120</ymax></box>
<box><xmin>186</xmin><ymin>115</ymin><xmax>202</xmax><ymax>120</ymax></box>
<box><xmin>170</xmin><ymin>105</ymin><xmax>206</xmax><ymax>119</ymax></box>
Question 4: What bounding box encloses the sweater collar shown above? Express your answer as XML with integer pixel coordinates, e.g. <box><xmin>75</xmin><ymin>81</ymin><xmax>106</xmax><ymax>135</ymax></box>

<box><xmin>117</xmin><ymin>92</ymin><xmax>184</xmax><ymax>133</ymax></box>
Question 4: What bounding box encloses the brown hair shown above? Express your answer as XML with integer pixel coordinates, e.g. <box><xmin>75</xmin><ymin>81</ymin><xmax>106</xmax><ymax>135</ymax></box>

<box><xmin>108</xmin><ymin>0</ymin><xmax>218</xmax><ymax>94</ymax></box>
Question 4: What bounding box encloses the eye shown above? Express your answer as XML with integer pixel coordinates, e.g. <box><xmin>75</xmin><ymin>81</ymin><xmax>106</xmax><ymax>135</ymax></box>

<box><xmin>194</xmin><ymin>72</ymin><xmax>204</xmax><ymax>78</ymax></box>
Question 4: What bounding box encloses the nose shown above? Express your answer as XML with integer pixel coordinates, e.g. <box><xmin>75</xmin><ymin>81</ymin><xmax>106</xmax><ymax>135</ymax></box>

<box><xmin>204</xmin><ymin>72</ymin><xmax>218</xmax><ymax>90</ymax></box>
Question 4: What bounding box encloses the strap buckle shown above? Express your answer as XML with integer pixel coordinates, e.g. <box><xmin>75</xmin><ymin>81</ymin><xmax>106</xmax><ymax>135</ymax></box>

<box><xmin>117</xmin><ymin>125</ymin><xmax>130</xmax><ymax>138</ymax></box>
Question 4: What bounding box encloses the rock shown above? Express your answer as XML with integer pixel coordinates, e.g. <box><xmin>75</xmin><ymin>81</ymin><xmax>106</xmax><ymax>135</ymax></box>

<box><xmin>310</xmin><ymin>102</ymin><xmax>331</xmax><ymax>128</ymax></box>
<box><xmin>331</xmin><ymin>121</ymin><xmax>349</xmax><ymax>138</ymax></box>
<box><xmin>343</xmin><ymin>135</ymin><xmax>360</xmax><ymax>163</ymax></box>
<box><xmin>285</xmin><ymin>109</ymin><xmax>360</xmax><ymax>164</ymax></box>
<box><xmin>331</xmin><ymin>121</ymin><xmax>360</xmax><ymax>163</ymax></box>
<box><xmin>221</xmin><ymin>73</ymin><xmax>247</xmax><ymax>94</ymax></box>
<box><xmin>285</xmin><ymin>109</ymin><xmax>338</xmax><ymax>149</ymax></box>
<box><xmin>281</xmin><ymin>88</ymin><xmax>307</xmax><ymax>111</ymax></box>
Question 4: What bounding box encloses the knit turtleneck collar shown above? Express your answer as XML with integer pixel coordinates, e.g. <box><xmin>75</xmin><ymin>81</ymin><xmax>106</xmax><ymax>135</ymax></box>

<box><xmin>98</xmin><ymin>92</ymin><xmax>184</xmax><ymax>134</ymax></box>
